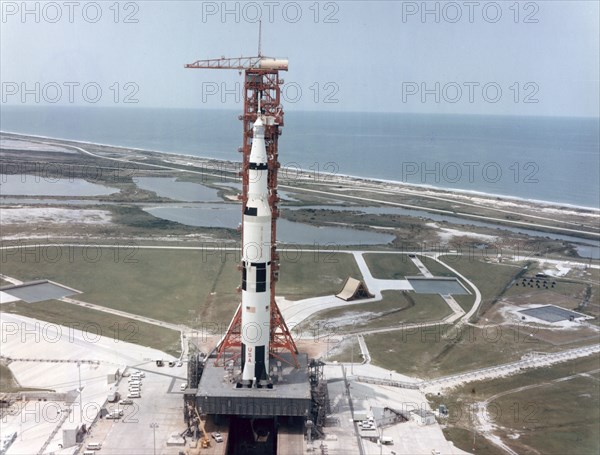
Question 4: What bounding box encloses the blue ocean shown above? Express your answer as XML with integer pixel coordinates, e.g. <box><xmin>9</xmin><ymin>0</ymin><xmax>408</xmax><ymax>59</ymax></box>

<box><xmin>1</xmin><ymin>106</ymin><xmax>598</xmax><ymax>209</ymax></box>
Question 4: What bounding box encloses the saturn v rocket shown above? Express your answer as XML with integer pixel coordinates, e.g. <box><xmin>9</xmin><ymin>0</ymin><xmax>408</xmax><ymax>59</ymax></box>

<box><xmin>240</xmin><ymin>115</ymin><xmax>271</xmax><ymax>387</ymax></box>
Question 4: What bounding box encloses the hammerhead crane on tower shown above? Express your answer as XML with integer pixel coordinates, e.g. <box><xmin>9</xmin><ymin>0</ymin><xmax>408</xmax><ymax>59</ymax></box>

<box><xmin>184</xmin><ymin>21</ymin><xmax>288</xmax><ymax>72</ymax></box>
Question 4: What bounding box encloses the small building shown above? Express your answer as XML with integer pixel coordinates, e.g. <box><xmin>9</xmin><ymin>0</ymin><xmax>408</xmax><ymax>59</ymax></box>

<box><xmin>107</xmin><ymin>368</ymin><xmax>121</xmax><ymax>384</ymax></box>
<box><xmin>410</xmin><ymin>409</ymin><xmax>436</xmax><ymax>426</ymax></box>
<box><xmin>336</xmin><ymin>278</ymin><xmax>374</xmax><ymax>301</ymax></box>
<box><xmin>62</xmin><ymin>423</ymin><xmax>86</xmax><ymax>448</ymax></box>
<box><xmin>373</xmin><ymin>406</ymin><xmax>408</xmax><ymax>426</ymax></box>
<box><xmin>352</xmin><ymin>410</ymin><xmax>369</xmax><ymax>422</ymax></box>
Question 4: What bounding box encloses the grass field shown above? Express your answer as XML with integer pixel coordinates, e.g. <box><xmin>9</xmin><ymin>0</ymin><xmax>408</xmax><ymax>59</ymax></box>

<box><xmin>277</xmin><ymin>251</ymin><xmax>362</xmax><ymax>300</ymax></box>
<box><xmin>428</xmin><ymin>356</ymin><xmax>600</xmax><ymax>455</ymax></box>
<box><xmin>302</xmin><ymin>290</ymin><xmax>453</xmax><ymax>332</ymax></box>
<box><xmin>0</xmin><ymin>246</ymin><xmax>360</xmax><ymax>327</ymax></box>
<box><xmin>442</xmin><ymin>427</ymin><xmax>506</xmax><ymax>455</ymax></box>
<box><xmin>0</xmin><ymin>247</ymin><xmax>237</xmax><ymax>326</ymax></box>
<box><xmin>328</xmin><ymin>336</ymin><xmax>361</xmax><ymax>363</ymax></box>
<box><xmin>421</xmin><ymin>256</ymin><xmax>462</xmax><ymax>277</ymax></box>
<box><xmin>504</xmin><ymin>279</ymin><xmax>588</xmax><ymax>302</ymax></box>
<box><xmin>2</xmin><ymin>300</ymin><xmax>182</xmax><ymax>357</ymax></box>
<box><xmin>365</xmin><ymin>319</ymin><xmax>595</xmax><ymax>379</ymax></box>
<box><xmin>363</xmin><ymin>253</ymin><xmax>420</xmax><ymax>279</ymax></box>
<box><xmin>437</xmin><ymin>256</ymin><xmax>522</xmax><ymax>318</ymax></box>
<box><xmin>494</xmin><ymin>375</ymin><xmax>599</xmax><ymax>454</ymax></box>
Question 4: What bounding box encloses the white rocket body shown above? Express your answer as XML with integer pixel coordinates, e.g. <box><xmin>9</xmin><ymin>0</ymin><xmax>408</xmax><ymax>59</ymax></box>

<box><xmin>240</xmin><ymin>116</ymin><xmax>271</xmax><ymax>386</ymax></box>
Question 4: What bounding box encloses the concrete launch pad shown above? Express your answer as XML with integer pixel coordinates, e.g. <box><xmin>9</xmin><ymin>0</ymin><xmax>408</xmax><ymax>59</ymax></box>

<box><xmin>0</xmin><ymin>280</ymin><xmax>79</xmax><ymax>303</ymax></box>
<box><xmin>196</xmin><ymin>352</ymin><xmax>311</xmax><ymax>417</ymax></box>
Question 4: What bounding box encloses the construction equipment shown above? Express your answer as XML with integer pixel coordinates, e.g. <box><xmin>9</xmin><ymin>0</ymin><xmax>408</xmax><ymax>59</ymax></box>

<box><xmin>194</xmin><ymin>406</ymin><xmax>210</xmax><ymax>449</ymax></box>
<box><xmin>184</xmin><ymin>403</ymin><xmax>210</xmax><ymax>452</ymax></box>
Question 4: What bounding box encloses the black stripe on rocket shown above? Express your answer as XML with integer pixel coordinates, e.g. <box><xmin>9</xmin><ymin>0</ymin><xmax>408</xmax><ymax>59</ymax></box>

<box><xmin>242</xmin><ymin>262</ymin><xmax>268</xmax><ymax>293</ymax></box>
<box><xmin>249</xmin><ymin>162</ymin><xmax>268</xmax><ymax>170</ymax></box>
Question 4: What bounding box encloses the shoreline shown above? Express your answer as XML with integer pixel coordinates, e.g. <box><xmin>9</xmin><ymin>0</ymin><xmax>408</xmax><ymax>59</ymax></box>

<box><xmin>2</xmin><ymin>130</ymin><xmax>600</xmax><ymax>214</ymax></box>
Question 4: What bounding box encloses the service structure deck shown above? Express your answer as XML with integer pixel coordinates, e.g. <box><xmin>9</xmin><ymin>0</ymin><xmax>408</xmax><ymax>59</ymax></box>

<box><xmin>196</xmin><ymin>352</ymin><xmax>312</xmax><ymax>417</ymax></box>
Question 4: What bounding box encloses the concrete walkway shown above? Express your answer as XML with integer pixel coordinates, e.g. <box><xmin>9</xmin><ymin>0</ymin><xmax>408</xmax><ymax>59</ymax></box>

<box><xmin>409</xmin><ymin>255</ymin><xmax>433</xmax><ymax>278</ymax></box>
<box><xmin>357</xmin><ymin>334</ymin><xmax>371</xmax><ymax>364</ymax></box>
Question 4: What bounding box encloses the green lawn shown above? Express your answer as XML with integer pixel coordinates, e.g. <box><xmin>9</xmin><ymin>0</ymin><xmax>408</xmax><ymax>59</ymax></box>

<box><xmin>277</xmin><ymin>251</ymin><xmax>362</xmax><ymax>300</ymax></box>
<box><xmin>328</xmin><ymin>336</ymin><xmax>361</xmax><ymax>363</ymax></box>
<box><xmin>0</xmin><ymin>246</ymin><xmax>361</xmax><ymax>327</ymax></box>
<box><xmin>0</xmin><ymin>246</ymin><xmax>239</xmax><ymax>326</ymax></box>
<box><xmin>442</xmin><ymin>427</ymin><xmax>505</xmax><ymax>455</ymax></box>
<box><xmin>3</xmin><ymin>300</ymin><xmax>182</xmax><ymax>357</ymax></box>
<box><xmin>303</xmin><ymin>290</ymin><xmax>453</xmax><ymax>333</ymax></box>
<box><xmin>494</xmin><ymin>375</ymin><xmax>599</xmax><ymax>454</ymax></box>
<box><xmin>363</xmin><ymin>253</ymin><xmax>420</xmax><ymax>279</ymax></box>
<box><xmin>365</xmin><ymin>320</ymin><xmax>593</xmax><ymax>379</ymax></box>
<box><xmin>360</xmin><ymin>254</ymin><xmax>478</xmax><ymax>313</ymax></box>
<box><xmin>421</xmin><ymin>256</ymin><xmax>462</xmax><ymax>277</ymax></box>
<box><xmin>428</xmin><ymin>356</ymin><xmax>600</xmax><ymax>455</ymax></box>
<box><xmin>437</xmin><ymin>256</ymin><xmax>522</xmax><ymax>319</ymax></box>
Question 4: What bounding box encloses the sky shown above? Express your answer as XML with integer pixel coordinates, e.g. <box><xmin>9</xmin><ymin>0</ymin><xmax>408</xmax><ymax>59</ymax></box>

<box><xmin>1</xmin><ymin>0</ymin><xmax>599</xmax><ymax>116</ymax></box>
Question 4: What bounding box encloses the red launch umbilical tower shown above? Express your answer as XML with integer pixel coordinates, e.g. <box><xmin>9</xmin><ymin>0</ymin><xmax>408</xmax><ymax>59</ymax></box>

<box><xmin>185</xmin><ymin>53</ymin><xmax>299</xmax><ymax>373</ymax></box>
